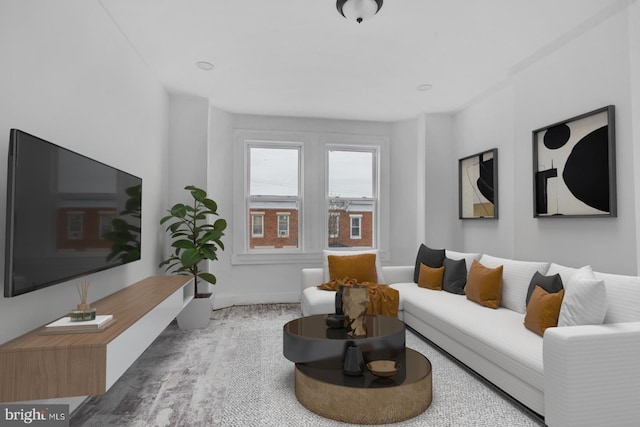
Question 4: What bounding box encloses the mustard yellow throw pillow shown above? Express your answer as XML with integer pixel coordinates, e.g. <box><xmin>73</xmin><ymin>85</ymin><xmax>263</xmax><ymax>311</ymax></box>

<box><xmin>524</xmin><ymin>285</ymin><xmax>565</xmax><ymax>336</ymax></box>
<box><xmin>328</xmin><ymin>254</ymin><xmax>378</xmax><ymax>283</ymax></box>
<box><xmin>465</xmin><ymin>259</ymin><xmax>503</xmax><ymax>309</ymax></box>
<box><xmin>418</xmin><ymin>263</ymin><xmax>444</xmax><ymax>290</ymax></box>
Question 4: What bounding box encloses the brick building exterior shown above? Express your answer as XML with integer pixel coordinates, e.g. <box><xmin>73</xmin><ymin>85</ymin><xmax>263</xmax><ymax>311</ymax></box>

<box><xmin>328</xmin><ymin>210</ymin><xmax>373</xmax><ymax>247</ymax></box>
<box><xmin>249</xmin><ymin>208</ymin><xmax>299</xmax><ymax>249</ymax></box>
<box><xmin>249</xmin><ymin>208</ymin><xmax>372</xmax><ymax>249</ymax></box>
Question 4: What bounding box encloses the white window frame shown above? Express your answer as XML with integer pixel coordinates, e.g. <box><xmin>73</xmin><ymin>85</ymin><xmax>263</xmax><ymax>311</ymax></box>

<box><xmin>326</xmin><ymin>145</ymin><xmax>378</xmax><ymax>249</ymax></box>
<box><xmin>328</xmin><ymin>212</ymin><xmax>340</xmax><ymax>238</ymax></box>
<box><xmin>243</xmin><ymin>138</ymin><xmax>303</xmax><ymax>255</ymax></box>
<box><xmin>277</xmin><ymin>212</ymin><xmax>290</xmax><ymax>237</ymax></box>
<box><xmin>350</xmin><ymin>214</ymin><xmax>362</xmax><ymax>239</ymax></box>
<box><xmin>251</xmin><ymin>213</ymin><xmax>265</xmax><ymax>238</ymax></box>
<box><xmin>232</xmin><ymin>130</ymin><xmax>389</xmax><ymax>265</ymax></box>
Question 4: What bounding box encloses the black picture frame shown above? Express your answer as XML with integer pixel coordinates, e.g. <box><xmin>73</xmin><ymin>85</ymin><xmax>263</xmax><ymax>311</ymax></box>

<box><xmin>533</xmin><ymin>105</ymin><xmax>616</xmax><ymax>218</ymax></box>
<box><xmin>459</xmin><ymin>148</ymin><xmax>498</xmax><ymax>219</ymax></box>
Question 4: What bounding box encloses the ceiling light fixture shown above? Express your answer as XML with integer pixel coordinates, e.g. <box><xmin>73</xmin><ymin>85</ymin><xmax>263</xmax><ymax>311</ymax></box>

<box><xmin>196</xmin><ymin>61</ymin><xmax>214</xmax><ymax>71</ymax></box>
<box><xmin>337</xmin><ymin>0</ymin><xmax>383</xmax><ymax>24</ymax></box>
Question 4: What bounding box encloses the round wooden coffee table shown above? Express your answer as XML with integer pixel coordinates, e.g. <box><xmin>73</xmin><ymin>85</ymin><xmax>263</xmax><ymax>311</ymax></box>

<box><xmin>283</xmin><ymin>315</ymin><xmax>432</xmax><ymax>424</ymax></box>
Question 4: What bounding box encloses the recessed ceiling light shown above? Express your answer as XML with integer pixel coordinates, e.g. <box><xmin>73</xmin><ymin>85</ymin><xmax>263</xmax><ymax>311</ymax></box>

<box><xmin>416</xmin><ymin>83</ymin><xmax>433</xmax><ymax>92</ymax></box>
<box><xmin>196</xmin><ymin>61</ymin><xmax>214</xmax><ymax>71</ymax></box>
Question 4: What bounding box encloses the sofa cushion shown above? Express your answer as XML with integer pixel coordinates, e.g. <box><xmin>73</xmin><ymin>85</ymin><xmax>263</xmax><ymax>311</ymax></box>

<box><xmin>445</xmin><ymin>250</ymin><xmax>481</xmax><ymax>275</ymax></box>
<box><xmin>418</xmin><ymin>264</ymin><xmax>444</xmax><ymax>290</ymax></box>
<box><xmin>322</xmin><ymin>249</ymin><xmax>385</xmax><ymax>284</ymax></box>
<box><xmin>465</xmin><ymin>259</ymin><xmax>503</xmax><ymax>309</ymax></box>
<box><xmin>327</xmin><ymin>253</ymin><xmax>378</xmax><ymax>283</ymax></box>
<box><xmin>545</xmin><ymin>263</ymin><xmax>579</xmax><ymax>285</ymax></box>
<box><xmin>442</xmin><ymin>257</ymin><xmax>467</xmax><ymax>294</ymax></box>
<box><xmin>548</xmin><ymin>263</ymin><xmax>640</xmax><ymax>324</ymax></box>
<box><xmin>593</xmin><ymin>271</ymin><xmax>640</xmax><ymax>323</ymax></box>
<box><xmin>413</xmin><ymin>244</ymin><xmax>445</xmax><ymax>282</ymax></box>
<box><xmin>558</xmin><ymin>265</ymin><xmax>607</xmax><ymax>327</ymax></box>
<box><xmin>401</xmin><ymin>289</ymin><xmax>544</xmax><ymax>391</ymax></box>
<box><xmin>524</xmin><ymin>286</ymin><xmax>565</xmax><ymax>336</ymax></box>
<box><xmin>479</xmin><ymin>254</ymin><xmax>549</xmax><ymax>314</ymax></box>
<box><xmin>526</xmin><ymin>271</ymin><xmax>563</xmax><ymax>306</ymax></box>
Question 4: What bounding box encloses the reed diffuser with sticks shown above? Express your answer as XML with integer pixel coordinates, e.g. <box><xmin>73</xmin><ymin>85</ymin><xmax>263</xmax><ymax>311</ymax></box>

<box><xmin>69</xmin><ymin>281</ymin><xmax>97</xmax><ymax>321</ymax></box>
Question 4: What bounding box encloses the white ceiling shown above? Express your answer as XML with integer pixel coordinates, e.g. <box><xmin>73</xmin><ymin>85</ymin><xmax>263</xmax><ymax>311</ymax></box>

<box><xmin>99</xmin><ymin>0</ymin><xmax>622</xmax><ymax>122</ymax></box>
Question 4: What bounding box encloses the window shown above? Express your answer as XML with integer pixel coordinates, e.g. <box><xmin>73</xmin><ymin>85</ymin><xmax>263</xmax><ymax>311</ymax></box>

<box><xmin>350</xmin><ymin>214</ymin><xmax>362</xmax><ymax>239</ymax></box>
<box><xmin>277</xmin><ymin>213</ymin><xmax>290</xmax><ymax>237</ymax></box>
<box><xmin>234</xmin><ymin>130</ymin><xmax>388</xmax><ymax>264</ymax></box>
<box><xmin>247</xmin><ymin>144</ymin><xmax>300</xmax><ymax>250</ymax></box>
<box><xmin>328</xmin><ymin>212</ymin><xmax>340</xmax><ymax>240</ymax></box>
<box><xmin>327</xmin><ymin>148</ymin><xmax>376</xmax><ymax>248</ymax></box>
<box><xmin>251</xmin><ymin>213</ymin><xmax>264</xmax><ymax>238</ymax></box>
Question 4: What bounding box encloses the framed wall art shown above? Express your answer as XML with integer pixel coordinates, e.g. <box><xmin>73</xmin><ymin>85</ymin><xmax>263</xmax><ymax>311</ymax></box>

<box><xmin>459</xmin><ymin>148</ymin><xmax>498</xmax><ymax>219</ymax></box>
<box><xmin>533</xmin><ymin>105</ymin><xmax>616</xmax><ymax>218</ymax></box>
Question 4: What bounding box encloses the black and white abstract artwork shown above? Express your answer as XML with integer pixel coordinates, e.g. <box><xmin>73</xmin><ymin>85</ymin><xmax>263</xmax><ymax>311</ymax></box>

<box><xmin>533</xmin><ymin>105</ymin><xmax>616</xmax><ymax>217</ymax></box>
<box><xmin>459</xmin><ymin>148</ymin><xmax>498</xmax><ymax>219</ymax></box>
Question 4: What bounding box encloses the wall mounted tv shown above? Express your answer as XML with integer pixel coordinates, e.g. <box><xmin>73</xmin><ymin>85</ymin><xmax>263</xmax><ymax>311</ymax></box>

<box><xmin>4</xmin><ymin>129</ymin><xmax>142</xmax><ymax>297</ymax></box>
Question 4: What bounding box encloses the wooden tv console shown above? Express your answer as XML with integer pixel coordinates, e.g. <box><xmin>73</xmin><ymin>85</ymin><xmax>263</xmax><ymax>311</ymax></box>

<box><xmin>0</xmin><ymin>275</ymin><xmax>193</xmax><ymax>402</ymax></box>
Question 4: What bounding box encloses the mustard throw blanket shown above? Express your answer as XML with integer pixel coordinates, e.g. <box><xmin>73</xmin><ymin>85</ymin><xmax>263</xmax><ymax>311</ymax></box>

<box><xmin>317</xmin><ymin>277</ymin><xmax>400</xmax><ymax>317</ymax></box>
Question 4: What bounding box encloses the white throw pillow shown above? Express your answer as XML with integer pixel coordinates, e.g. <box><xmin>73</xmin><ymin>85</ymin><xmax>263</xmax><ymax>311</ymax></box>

<box><xmin>546</xmin><ymin>263</ymin><xmax>579</xmax><ymax>286</ymax></box>
<box><xmin>593</xmin><ymin>271</ymin><xmax>640</xmax><ymax>323</ymax></box>
<box><xmin>479</xmin><ymin>254</ymin><xmax>549</xmax><ymax>314</ymax></box>
<box><xmin>322</xmin><ymin>249</ymin><xmax>385</xmax><ymax>284</ymax></box>
<box><xmin>558</xmin><ymin>265</ymin><xmax>608</xmax><ymax>327</ymax></box>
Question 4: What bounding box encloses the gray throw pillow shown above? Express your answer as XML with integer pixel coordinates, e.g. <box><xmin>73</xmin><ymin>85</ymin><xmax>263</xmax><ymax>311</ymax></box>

<box><xmin>526</xmin><ymin>271</ymin><xmax>564</xmax><ymax>306</ymax></box>
<box><xmin>442</xmin><ymin>257</ymin><xmax>467</xmax><ymax>294</ymax></box>
<box><xmin>413</xmin><ymin>244</ymin><xmax>446</xmax><ymax>283</ymax></box>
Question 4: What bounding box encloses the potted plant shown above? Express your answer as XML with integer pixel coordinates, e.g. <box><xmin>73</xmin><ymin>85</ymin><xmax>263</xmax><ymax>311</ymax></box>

<box><xmin>159</xmin><ymin>185</ymin><xmax>227</xmax><ymax>329</ymax></box>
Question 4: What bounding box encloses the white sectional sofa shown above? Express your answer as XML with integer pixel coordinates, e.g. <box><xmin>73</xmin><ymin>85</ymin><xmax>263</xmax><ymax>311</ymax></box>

<box><xmin>300</xmin><ymin>250</ymin><xmax>640</xmax><ymax>427</ymax></box>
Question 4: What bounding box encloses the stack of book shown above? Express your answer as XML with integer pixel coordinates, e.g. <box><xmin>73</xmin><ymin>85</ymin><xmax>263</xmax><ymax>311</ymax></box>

<box><xmin>41</xmin><ymin>314</ymin><xmax>114</xmax><ymax>335</ymax></box>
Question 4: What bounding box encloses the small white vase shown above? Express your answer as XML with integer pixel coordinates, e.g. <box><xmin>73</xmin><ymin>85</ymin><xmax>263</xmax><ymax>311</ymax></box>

<box><xmin>176</xmin><ymin>296</ymin><xmax>212</xmax><ymax>329</ymax></box>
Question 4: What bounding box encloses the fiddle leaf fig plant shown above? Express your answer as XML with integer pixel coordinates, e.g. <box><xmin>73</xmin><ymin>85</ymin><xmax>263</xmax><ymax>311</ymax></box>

<box><xmin>159</xmin><ymin>185</ymin><xmax>227</xmax><ymax>297</ymax></box>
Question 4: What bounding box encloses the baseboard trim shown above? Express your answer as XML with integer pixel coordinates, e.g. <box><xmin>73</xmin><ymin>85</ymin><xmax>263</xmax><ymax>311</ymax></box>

<box><xmin>212</xmin><ymin>292</ymin><xmax>300</xmax><ymax>310</ymax></box>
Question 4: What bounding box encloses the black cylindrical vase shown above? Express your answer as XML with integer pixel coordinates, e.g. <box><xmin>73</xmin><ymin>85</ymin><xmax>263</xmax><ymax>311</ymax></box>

<box><xmin>343</xmin><ymin>343</ymin><xmax>365</xmax><ymax>376</ymax></box>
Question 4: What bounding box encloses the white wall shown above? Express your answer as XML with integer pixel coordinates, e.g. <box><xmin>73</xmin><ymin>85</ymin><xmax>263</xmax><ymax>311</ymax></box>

<box><xmin>390</xmin><ymin>117</ymin><xmax>422</xmax><ymax>265</ymax></box>
<box><xmin>168</xmin><ymin>95</ymin><xmax>209</xmax><ymax>199</ymax></box>
<box><xmin>207</xmin><ymin>106</ymin><xmax>234</xmax><ymax>307</ymax></box>
<box><xmin>164</xmin><ymin>95</ymin><xmax>210</xmax><ymax>292</ymax></box>
<box><xmin>451</xmin><ymin>4</ymin><xmax>639</xmax><ymax>273</ymax></box>
<box><xmin>423</xmin><ymin>114</ymin><xmax>458</xmax><ymax>250</ymax></box>
<box><xmin>0</xmin><ymin>0</ymin><xmax>169</xmax><ymax>409</ymax></box>
<box><xmin>453</xmin><ymin>85</ymin><xmax>516</xmax><ymax>257</ymax></box>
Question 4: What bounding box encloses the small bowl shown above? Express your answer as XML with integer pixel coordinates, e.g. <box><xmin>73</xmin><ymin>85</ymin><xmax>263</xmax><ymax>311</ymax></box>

<box><xmin>367</xmin><ymin>360</ymin><xmax>399</xmax><ymax>378</ymax></box>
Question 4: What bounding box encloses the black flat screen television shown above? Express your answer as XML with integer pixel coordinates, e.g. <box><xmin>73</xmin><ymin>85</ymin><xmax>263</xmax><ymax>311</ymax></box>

<box><xmin>4</xmin><ymin>129</ymin><xmax>142</xmax><ymax>297</ymax></box>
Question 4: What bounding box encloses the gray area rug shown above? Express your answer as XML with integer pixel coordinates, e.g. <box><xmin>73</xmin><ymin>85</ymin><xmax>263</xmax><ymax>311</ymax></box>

<box><xmin>70</xmin><ymin>304</ymin><xmax>544</xmax><ymax>426</ymax></box>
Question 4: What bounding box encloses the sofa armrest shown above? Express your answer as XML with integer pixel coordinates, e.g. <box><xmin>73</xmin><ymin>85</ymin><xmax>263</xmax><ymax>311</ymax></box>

<box><xmin>301</xmin><ymin>268</ymin><xmax>324</xmax><ymax>292</ymax></box>
<box><xmin>381</xmin><ymin>266</ymin><xmax>414</xmax><ymax>284</ymax></box>
<box><xmin>543</xmin><ymin>322</ymin><xmax>640</xmax><ymax>427</ymax></box>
